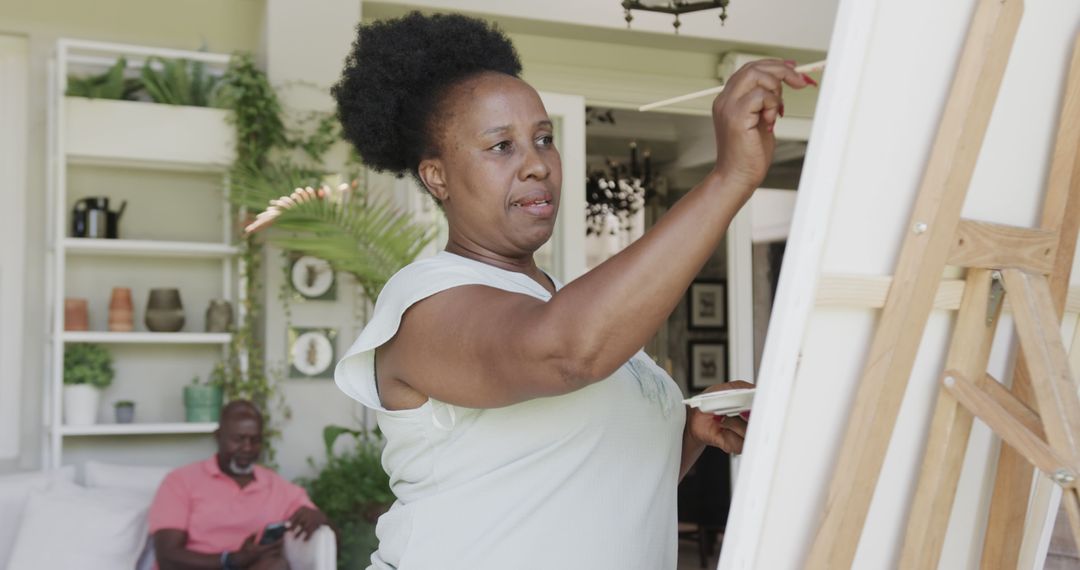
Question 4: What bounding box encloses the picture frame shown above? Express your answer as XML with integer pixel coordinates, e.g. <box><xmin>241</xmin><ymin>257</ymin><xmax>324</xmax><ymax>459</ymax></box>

<box><xmin>689</xmin><ymin>341</ymin><xmax>727</xmax><ymax>390</ymax></box>
<box><xmin>688</xmin><ymin>280</ymin><xmax>726</xmax><ymax>330</ymax></box>
<box><xmin>287</xmin><ymin>327</ymin><xmax>337</xmax><ymax>379</ymax></box>
<box><xmin>289</xmin><ymin>254</ymin><xmax>337</xmax><ymax>301</ymax></box>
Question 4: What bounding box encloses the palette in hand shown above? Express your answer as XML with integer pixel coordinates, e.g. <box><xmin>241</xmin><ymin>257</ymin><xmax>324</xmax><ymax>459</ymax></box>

<box><xmin>683</xmin><ymin>388</ymin><xmax>755</xmax><ymax>416</ymax></box>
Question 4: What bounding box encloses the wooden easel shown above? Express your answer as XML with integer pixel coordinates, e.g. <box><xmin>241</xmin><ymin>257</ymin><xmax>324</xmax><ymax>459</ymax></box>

<box><xmin>804</xmin><ymin>0</ymin><xmax>1080</xmax><ymax>567</ymax></box>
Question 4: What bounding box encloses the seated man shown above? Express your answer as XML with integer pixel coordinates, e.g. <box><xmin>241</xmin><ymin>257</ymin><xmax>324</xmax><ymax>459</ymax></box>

<box><xmin>149</xmin><ymin>400</ymin><xmax>329</xmax><ymax>570</ymax></box>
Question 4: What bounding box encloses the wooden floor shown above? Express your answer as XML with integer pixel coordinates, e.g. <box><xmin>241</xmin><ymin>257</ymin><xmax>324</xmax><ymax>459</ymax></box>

<box><xmin>1047</xmin><ymin>504</ymin><xmax>1080</xmax><ymax>569</ymax></box>
<box><xmin>676</xmin><ymin>538</ymin><xmax>720</xmax><ymax>569</ymax></box>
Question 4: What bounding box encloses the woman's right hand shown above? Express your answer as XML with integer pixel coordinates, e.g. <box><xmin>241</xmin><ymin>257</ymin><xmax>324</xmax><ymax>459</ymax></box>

<box><xmin>710</xmin><ymin>60</ymin><xmax>814</xmax><ymax>202</ymax></box>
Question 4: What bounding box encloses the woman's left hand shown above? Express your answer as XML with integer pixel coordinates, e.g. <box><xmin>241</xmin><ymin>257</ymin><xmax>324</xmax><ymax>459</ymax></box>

<box><xmin>687</xmin><ymin>381</ymin><xmax>753</xmax><ymax>455</ymax></box>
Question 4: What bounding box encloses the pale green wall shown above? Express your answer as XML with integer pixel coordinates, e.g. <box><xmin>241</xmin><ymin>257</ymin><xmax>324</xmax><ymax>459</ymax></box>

<box><xmin>0</xmin><ymin>0</ymin><xmax>264</xmax><ymax>474</ymax></box>
<box><xmin>0</xmin><ymin>0</ymin><xmax>264</xmax><ymax>54</ymax></box>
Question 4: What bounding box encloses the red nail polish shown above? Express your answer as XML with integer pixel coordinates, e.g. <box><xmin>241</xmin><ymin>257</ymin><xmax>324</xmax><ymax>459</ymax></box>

<box><xmin>766</xmin><ymin>124</ymin><xmax>774</xmax><ymax>133</ymax></box>
<box><xmin>801</xmin><ymin>73</ymin><xmax>819</xmax><ymax>87</ymax></box>
<box><xmin>784</xmin><ymin>59</ymin><xmax>796</xmax><ymax>68</ymax></box>
<box><xmin>740</xmin><ymin>411</ymin><xmax>751</xmax><ymax>421</ymax></box>
<box><xmin>779</xmin><ymin>103</ymin><xmax>785</xmax><ymax>118</ymax></box>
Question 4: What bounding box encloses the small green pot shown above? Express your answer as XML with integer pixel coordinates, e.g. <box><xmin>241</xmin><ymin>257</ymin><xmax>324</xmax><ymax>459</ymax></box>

<box><xmin>183</xmin><ymin>385</ymin><xmax>223</xmax><ymax>422</ymax></box>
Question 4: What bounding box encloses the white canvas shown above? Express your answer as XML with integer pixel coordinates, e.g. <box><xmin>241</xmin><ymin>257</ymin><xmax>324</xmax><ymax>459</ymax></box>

<box><xmin>721</xmin><ymin>0</ymin><xmax>1080</xmax><ymax>568</ymax></box>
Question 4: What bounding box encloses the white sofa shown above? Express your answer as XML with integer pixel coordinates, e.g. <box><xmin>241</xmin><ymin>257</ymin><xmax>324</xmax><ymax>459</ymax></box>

<box><xmin>0</xmin><ymin>462</ymin><xmax>335</xmax><ymax>570</ymax></box>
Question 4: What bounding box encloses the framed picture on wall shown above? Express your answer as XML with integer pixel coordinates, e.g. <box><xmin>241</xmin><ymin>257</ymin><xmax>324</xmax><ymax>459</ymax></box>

<box><xmin>287</xmin><ymin>327</ymin><xmax>337</xmax><ymax>379</ymax></box>
<box><xmin>688</xmin><ymin>281</ymin><xmax>726</xmax><ymax>330</ymax></box>
<box><xmin>289</xmin><ymin>254</ymin><xmax>337</xmax><ymax>301</ymax></box>
<box><xmin>689</xmin><ymin>341</ymin><xmax>727</xmax><ymax>390</ymax></box>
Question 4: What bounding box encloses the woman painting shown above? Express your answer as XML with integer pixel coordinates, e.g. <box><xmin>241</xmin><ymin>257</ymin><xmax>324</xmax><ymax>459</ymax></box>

<box><xmin>333</xmin><ymin>11</ymin><xmax>812</xmax><ymax>569</ymax></box>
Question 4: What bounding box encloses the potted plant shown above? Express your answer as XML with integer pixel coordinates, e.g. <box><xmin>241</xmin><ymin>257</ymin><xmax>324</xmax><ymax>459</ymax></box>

<box><xmin>62</xmin><ymin>344</ymin><xmax>114</xmax><ymax>426</ymax></box>
<box><xmin>113</xmin><ymin>400</ymin><xmax>135</xmax><ymax>424</ymax></box>
<box><xmin>183</xmin><ymin>364</ymin><xmax>225</xmax><ymax>422</ymax></box>
<box><xmin>297</xmin><ymin>425</ymin><xmax>394</xmax><ymax>569</ymax></box>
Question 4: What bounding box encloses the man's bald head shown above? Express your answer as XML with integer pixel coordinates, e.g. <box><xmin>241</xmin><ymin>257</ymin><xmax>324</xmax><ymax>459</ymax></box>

<box><xmin>215</xmin><ymin>400</ymin><xmax>264</xmax><ymax>477</ymax></box>
<box><xmin>219</xmin><ymin>399</ymin><xmax>263</xmax><ymax>428</ymax></box>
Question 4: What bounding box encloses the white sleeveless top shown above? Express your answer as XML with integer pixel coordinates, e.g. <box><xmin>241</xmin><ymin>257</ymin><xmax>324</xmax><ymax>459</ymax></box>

<box><xmin>335</xmin><ymin>252</ymin><xmax>686</xmax><ymax>570</ymax></box>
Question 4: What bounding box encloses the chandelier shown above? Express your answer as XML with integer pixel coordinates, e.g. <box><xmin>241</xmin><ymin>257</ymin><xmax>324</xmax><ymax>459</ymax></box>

<box><xmin>621</xmin><ymin>0</ymin><xmax>731</xmax><ymax>33</ymax></box>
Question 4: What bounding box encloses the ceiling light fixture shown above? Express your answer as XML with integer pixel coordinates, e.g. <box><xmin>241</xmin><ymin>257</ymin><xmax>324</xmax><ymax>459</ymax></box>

<box><xmin>621</xmin><ymin>0</ymin><xmax>731</xmax><ymax>33</ymax></box>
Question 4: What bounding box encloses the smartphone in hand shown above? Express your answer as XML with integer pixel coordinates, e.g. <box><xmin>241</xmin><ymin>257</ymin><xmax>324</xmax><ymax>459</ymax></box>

<box><xmin>259</xmin><ymin>522</ymin><xmax>287</xmax><ymax>545</ymax></box>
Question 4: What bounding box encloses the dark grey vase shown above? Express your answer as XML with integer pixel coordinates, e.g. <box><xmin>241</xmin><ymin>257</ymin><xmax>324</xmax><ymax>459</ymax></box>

<box><xmin>205</xmin><ymin>299</ymin><xmax>233</xmax><ymax>333</ymax></box>
<box><xmin>145</xmin><ymin>288</ymin><xmax>185</xmax><ymax>332</ymax></box>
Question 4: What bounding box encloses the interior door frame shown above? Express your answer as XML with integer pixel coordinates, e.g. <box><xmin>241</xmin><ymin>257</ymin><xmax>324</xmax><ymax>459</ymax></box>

<box><xmin>538</xmin><ymin>91</ymin><xmax>587</xmax><ymax>283</ymax></box>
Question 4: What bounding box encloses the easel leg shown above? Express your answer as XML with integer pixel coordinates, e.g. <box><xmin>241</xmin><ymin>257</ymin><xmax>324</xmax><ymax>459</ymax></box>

<box><xmin>900</xmin><ymin>269</ymin><xmax>1002</xmax><ymax>568</ymax></box>
<box><xmin>1003</xmin><ymin>270</ymin><xmax>1080</xmax><ymax>554</ymax></box>
<box><xmin>804</xmin><ymin>1</ymin><xmax>1023</xmax><ymax>565</ymax></box>
<box><xmin>982</xmin><ymin>33</ymin><xmax>1080</xmax><ymax>569</ymax></box>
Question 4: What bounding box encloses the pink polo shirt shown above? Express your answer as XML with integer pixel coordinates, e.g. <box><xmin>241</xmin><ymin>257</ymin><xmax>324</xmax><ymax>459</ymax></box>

<box><xmin>148</xmin><ymin>456</ymin><xmax>315</xmax><ymax>559</ymax></box>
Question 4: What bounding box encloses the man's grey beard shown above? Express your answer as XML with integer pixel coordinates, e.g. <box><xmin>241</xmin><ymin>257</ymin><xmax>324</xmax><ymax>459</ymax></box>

<box><xmin>229</xmin><ymin>458</ymin><xmax>255</xmax><ymax>475</ymax></box>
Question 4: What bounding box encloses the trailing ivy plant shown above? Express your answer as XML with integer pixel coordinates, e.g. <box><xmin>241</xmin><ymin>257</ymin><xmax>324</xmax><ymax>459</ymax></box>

<box><xmin>215</xmin><ymin>52</ymin><xmax>432</xmax><ymax>465</ymax></box>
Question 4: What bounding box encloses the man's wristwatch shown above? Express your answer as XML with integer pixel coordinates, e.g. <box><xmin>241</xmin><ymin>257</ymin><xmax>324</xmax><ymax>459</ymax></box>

<box><xmin>220</xmin><ymin>551</ymin><xmax>235</xmax><ymax>570</ymax></box>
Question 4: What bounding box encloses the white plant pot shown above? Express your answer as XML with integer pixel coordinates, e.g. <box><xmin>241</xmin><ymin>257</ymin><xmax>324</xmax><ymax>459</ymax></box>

<box><xmin>63</xmin><ymin>384</ymin><xmax>101</xmax><ymax>426</ymax></box>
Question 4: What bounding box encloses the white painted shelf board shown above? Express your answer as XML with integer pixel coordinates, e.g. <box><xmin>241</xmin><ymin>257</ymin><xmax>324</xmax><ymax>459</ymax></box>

<box><xmin>60</xmin><ymin>422</ymin><xmax>217</xmax><ymax>436</ymax></box>
<box><xmin>64</xmin><ymin>238</ymin><xmax>238</xmax><ymax>258</ymax></box>
<box><xmin>62</xmin><ymin>332</ymin><xmax>232</xmax><ymax>344</ymax></box>
<box><xmin>66</xmin><ymin>154</ymin><xmax>229</xmax><ymax>174</ymax></box>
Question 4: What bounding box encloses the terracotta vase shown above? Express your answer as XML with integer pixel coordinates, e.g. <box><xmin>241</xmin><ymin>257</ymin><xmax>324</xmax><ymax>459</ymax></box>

<box><xmin>64</xmin><ymin>298</ymin><xmax>89</xmax><ymax>331</ymax></box>
<box><xmin>108</xmin><ymin>287</ymin><xmax>134</xmax><ymax>332</ymax></box>
<box><xmin>145</xmin><ymin>288</ymin><xmax>185</xmax><ymax>332</ymax></box>
<box><xmin>205</xmin><ymin>299</ymin><xmax>233</xmax><ymax>333</ymax></box>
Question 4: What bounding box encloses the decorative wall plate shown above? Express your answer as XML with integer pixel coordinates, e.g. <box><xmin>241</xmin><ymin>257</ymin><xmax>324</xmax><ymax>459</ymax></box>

<box><xmin>290</xmin><ymin>255</ymin><xmax>336</xmax><ymax>300</ymax></box>
<box><xmin>287</xmin><ymin>327</ymin><xmax>337</xmax><ymax>378</ymax></box>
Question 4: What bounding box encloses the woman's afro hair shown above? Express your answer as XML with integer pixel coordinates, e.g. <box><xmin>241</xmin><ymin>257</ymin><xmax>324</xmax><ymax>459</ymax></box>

<box><xmin>333</xmin><ymin>12</ymin><xmax>522</xmax><ymax>177</ymax></box>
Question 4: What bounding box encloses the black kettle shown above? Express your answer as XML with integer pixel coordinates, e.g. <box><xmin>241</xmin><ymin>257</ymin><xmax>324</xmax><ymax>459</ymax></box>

<box><xmin>72</xmin><ymin>197</ymin><xmax>126</xmax><ymax>239</ymax></box>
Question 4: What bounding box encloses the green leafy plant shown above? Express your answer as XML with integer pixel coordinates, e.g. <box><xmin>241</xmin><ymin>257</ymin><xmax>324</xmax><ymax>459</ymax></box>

<box><xmin>114</xmin><ymin>400</ymin><xmax>134</xmax><ymax>408</ymax></box>
<box><xmin>214</xmin><ymin>51</ymin><xmax>430</xmax><ymax>466</ymax></box>
<box><xmin>298</xmin><ymin>425</ymin><xmax>393</xmax><ymax>569</ymax></box>
<box><xmin>66</xmin><ymin>57</ymin><xmax>142</xmax><ymax>100</ymax></box>
<box><xmin>63</xmin><ymin>343</ymin><xmax>114</xmax><ymax>389</ymax></box>
<box><xmin>231</xmin><ymin>161</ymin><xmax>434</xmax><ymax>300</ymax></box>
<box><xmin>217</xmin><ymin>53</ymin><xmax>289</xmax><ymax>166</ymax></box>
<box><xmin>140</xmin><ymin>56</ymin><xmax>222</xmax><ymax>107</ymax></box>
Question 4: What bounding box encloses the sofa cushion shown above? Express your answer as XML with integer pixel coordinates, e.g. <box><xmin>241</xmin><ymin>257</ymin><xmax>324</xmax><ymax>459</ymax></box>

<box><xmin>0</xmin><ymin>467</ymin><xmax>75</xmax><ymax>563</ymax></box>
<box><xmin>84</xmin><ymin>460</ymin><xmax>171</xmax><ymax>496</ymax></box>
<box><xmin>6</xmin><ymin>481</ymin><xmax>149</xmax><ymax>570</ymax></box>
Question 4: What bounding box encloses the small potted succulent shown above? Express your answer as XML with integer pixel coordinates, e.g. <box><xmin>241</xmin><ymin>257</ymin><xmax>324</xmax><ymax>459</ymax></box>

<box><xmin>183</xmin><ymin>363</ymin><xmax>225</xmax><ymax>422</ymax></box>
<box><xmin>113</xmin><ymin>400</ymin><xmax>135</xmax><ymax>424</ymax></box>
<box><xmin>62</xmin><ymin>344</ymin><xmax>114</xmax><ymax>426</ymax></box>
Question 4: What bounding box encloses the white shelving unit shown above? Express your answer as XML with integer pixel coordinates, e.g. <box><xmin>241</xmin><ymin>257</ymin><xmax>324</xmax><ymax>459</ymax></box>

<box><xmin>45</xmin><ymin>39</ymin><xmax>241</xmax><ymax>468</ymax></box>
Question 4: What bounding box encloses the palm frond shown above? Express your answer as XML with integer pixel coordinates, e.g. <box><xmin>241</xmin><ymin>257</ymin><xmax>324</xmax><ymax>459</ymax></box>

<box><xmin>230</xmin><ymin>162</ymin><xmax>434</xmax><ymax>299</ymax></box>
